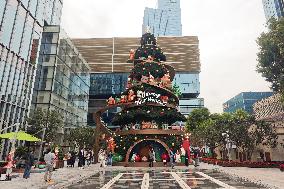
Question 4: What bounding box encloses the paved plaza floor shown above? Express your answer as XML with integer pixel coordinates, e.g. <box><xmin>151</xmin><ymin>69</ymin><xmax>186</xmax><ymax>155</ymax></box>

<box><xmin>68</xmin><ymin>168</ymin><xmax>266</xmax><ymax>189</ymax></box>
<box><xmin>0</xmin><ymin>163</ymin><xmax>283</xmax><ymax>189</ymax></box>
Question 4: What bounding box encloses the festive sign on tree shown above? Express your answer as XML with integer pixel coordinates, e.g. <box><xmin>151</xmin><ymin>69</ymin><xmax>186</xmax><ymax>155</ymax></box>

<box><xmin>135</xmin><ymin>91</ymin><xmax>166</xmax><ymax>106</ymax></box>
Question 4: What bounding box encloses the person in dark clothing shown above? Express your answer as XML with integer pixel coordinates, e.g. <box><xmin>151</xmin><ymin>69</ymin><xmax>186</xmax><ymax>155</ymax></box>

<box><xmin>107</xmin><ymin>151</ymin><xmax>113</xmax><ymax>166</ymax></box>
<box><xmin>23</xmin><ymin>151</ymin><xmax>34</xmax><ymax>179</ymax></box>
<box><xmin>193</xmin><ymin>148</ymin><xmax>200</xmax><ymax>167</ymax></box>
<box><xmin>185</xmin><ymin>150</ymin><xmax>189</xmax><ymax>166</ymax></box>
<box><xmin>78</xmin><ymin>149</ymin><xmax>85</xmax><ymax>168</ymax></box>
<box><xmin>70</xmin><ymin>151</ymin><xmax>75</xmax><ymax>167</ymax></box>
<box><xmin>148</xmin><ymin>148</ymin><xmax>154</xmax><ymax>167</ymax></box>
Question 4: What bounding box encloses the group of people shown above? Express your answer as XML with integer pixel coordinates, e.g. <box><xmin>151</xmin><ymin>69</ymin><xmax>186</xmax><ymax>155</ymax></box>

<box><xmin>1</xmin><ymin>147</ymin><xmax>96</xmax><ymax>182</ymax></box>
<box><xmin>77</xmin><ymin>148</ymin><xmax>94</xmax><ymax>168</ymax></box>
<box><xmin>129</xmin><ymin>146</ymin><xmax>201</xmax><ymax>168</ymax></box>
<box><xmin>161</xmin><ymin>148</ymin><xmax>185</xmax><ymax>168</ymax></box>
<box><xmin>2</xmin><ymin>149</ymin><xmax>35</xmax><ymax>181</ymax></box>
<box><xmin>98</xmin><ymin>149</ymin><xmax>113</xmax><ymax>167</ymax></box>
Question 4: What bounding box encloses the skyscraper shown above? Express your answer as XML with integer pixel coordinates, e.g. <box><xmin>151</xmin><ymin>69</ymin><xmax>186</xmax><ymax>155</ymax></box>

<box><xmin>262</xmin><ymin>0</ymin><xmax>284</xmax><ymax>21</ymax></box>
<box><xmin>142</xmin><ymin>0</ymin><xmax>182</xmax><ymax>36</ymax></box>
<box><xmin>143</xmin><ymin>0</ymin><xmax>204</xmax><ymax>117</ymax></box>
<box><xmin>0</xmin><ymin>0</ymin><xmax>63</xmax><ymax>159</ymax></box>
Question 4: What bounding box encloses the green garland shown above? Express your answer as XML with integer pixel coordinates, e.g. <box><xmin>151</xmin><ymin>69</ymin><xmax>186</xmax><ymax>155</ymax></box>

<box><xmin>131</xmin><ymin>62</ymin><xmax>168</xmax><ymax>80</ymax></box>
<box><xmin>112</xmin><ymin>106</ymin><xmax>186</xmax><ymax>126</ymax></box>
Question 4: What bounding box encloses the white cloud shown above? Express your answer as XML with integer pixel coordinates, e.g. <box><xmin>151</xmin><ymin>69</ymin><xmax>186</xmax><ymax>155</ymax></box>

<box><xmin>61</xmin><ymin>0</ymin><xmax>271</xmax><ymax>113</ymax></box>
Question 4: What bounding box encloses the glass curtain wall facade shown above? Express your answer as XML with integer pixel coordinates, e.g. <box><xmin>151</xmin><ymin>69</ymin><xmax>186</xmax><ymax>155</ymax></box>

<box><xmin>142</xmin><ymin>0</ymin><xmax>182</xmax><ymax>36</ymax></box>
<box><xmin>32</xmin><ymin>26</ymin><xmax>90</xmax><ymax>130</ymax></box>
<box><xmin>0</xmin><ymin>0</ymin><xmax>62</xmax><ymax>159</ymax></box>
<box><xmin>88</xmin><ymin>73</ymin><xmax>128</xmax><ymax>127</ymax></box>
<box><xmin>173</xmin><ymin>73</ymin><xmax>203</xmax><ymax>115</ymax></box>
<box><xmin>223</xmin><ymin>92</ymin><xmax>274</xmax><ymax>114</ymax></box>
<box><xmin>142</xmin><ymin>0</ymin><xmax>203</xmax><ymax>117</ymax></box>
<box><xmin>262</xmin><ymin>0</ymin><xmax>284</xmax><ymax>20</ymax></box>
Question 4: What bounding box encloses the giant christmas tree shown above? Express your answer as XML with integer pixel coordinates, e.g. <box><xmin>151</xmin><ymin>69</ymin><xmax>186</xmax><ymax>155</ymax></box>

<box><xmin>106</xmin><ymin>31</ymin><xmax>186</xmax><ymax>163</ymax></box>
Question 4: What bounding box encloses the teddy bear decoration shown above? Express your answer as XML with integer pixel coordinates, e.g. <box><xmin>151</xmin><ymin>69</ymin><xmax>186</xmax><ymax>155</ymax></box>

<box><xmin>128</xmin><ymin>89</ymin><xmax>136</xmax><ymax>102</ymax></box>
<box><xmin>160</xmin><ymin>72</ymin><xmax>171</xmax><ymax>88</ymax></box>
<box><xmin>107</xmin><ymin>96</ymin><xmax>116</xmax><ymax>106</ymax></box>
<box><xmin>141</xmin><ymin>75</ymin><xmax>149</xmax><ymax>83</ymax></box>
<box><xmin>129</xmin><ymin>49</ymin><xmax>135</xmax><ymax>61</ymax></box>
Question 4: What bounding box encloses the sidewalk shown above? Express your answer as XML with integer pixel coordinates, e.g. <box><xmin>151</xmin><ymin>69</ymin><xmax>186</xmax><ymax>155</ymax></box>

<box><xmin>199</xmin><ymin>162</ymin><xmax>284</xmax><ymax>189</ymax></box>
<box><xmin>1</xmin><ymin>163</ymin><xmax>284</xmax><ymax>189</ymax></box>
<box><xmin>0</xmin><ymin>164</ymin><xmax>100</xmax><ymax>189</ymax></box>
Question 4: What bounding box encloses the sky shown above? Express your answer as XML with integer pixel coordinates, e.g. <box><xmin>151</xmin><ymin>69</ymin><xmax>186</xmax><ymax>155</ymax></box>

<box><xmin>61</xmin><ymin>0</ymin><xmax>272</xmax><ymax>113</ymax></box>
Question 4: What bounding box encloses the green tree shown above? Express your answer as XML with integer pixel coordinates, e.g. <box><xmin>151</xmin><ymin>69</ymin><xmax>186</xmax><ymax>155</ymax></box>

<box><xmin>26</xmin><ymin>108</ymin><xmax>64</xmax><ymax>143</ymax></box>
<box><xmin>65</xmin><ymin>127</ymin><xmax>95</xmax><ymax>149</ymax></box>
<box><xmin>187</xmin><ymin>108</ymin><xmax>277</xmax><ymax>160</ymax></box>
<box><xmin>228</xmin><ymin>109</ymin><xmax>277</xmax><ymax>159</ymax></box>
<box><xmin>172</xmin><ymin>83</ymin><xmax>182</xmax><ymax>97</ymax></box>
<box><xmin>257</xmin><ymin>17</ymin><xmax>284</xmax><ymax>94</ymax></box>
<box><xmin>186</xmin><ymin>108</ymin><xmax>210</xmax><ymax>131</ymax></box>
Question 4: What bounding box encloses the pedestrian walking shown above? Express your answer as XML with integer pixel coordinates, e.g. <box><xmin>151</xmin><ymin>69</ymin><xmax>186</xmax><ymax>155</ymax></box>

<box><xmin>78</xmin><ymin>148</ymin><xmax>85</xmax><ymax>168</ymax></box>
<box><xmin>66</xmin><ymin>151</ymin><xmax>72</xmax><ymax>167</ymax></box>
<box><xmin>193</xmin><ymin>147</ymin><xmax>200</xmax><ymax>167</ymax></box>
<box><xmin>86</xmin><ymin>150</ymin><xmax>91</xmax><ymax>166</ymax></box>
<box><xmin>107</xmin><ymin>151</ymin><xmax>113</xmax><ymax>166</ymax></box>
<box><xmin>185</xmin><ymin>150</ymin><xmax>189</xmax><ymax>166</ymax></box>
<box><xmin>148</xmin><ymin>148</ymin><xmax>154</xmax><ymax>167</ymax></box>
<box><xmin>4</xmin><ymin>148</ymin><xmax>15</xmax><ymax>180</ymax></box>
<box><xmin>169</xmin><ymin>148</ymin><xmax>175</xmax><ymax>168</ymax></box>
<box><xmin>23</xmin><ymin>150</ymin><xmax>34</xmax><ymax>179</ymax></box>
<box><xmin>175</xmin><ymin>150</ymin><xmax>181</xmax><ymax>163</ymax></box>
<box><xmin>70</xmin><ymin>151</ymin><xmax>76</xmax><ymax>167</ymax></box>
<box><xmin>44</xmin><ymin>148</ymin><xmax>55</xmax><ymax>183</ymax></box>
<box><xmin>90</xmin><ymin>150</ymin><xmax>94</xmax><ymax>164</ymax></box>
<box><xmin>98</xmin><ymin>149</ymin><xmax>106</xmax><ymax>167</ymax></box>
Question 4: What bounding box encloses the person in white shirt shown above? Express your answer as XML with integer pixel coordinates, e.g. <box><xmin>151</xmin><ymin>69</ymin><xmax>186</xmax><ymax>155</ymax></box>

<box><xmin>44</xmin><ymin>148</ymin><xmax>55</xmax><ymax>182</ymax></box>
<box><xmin>98</xmin><ymin>149</ymin><xmax>106</xmax><ymax>167</ymax></box>
<box><xmin>175</xmin><ymin>150</ymin><xmax>181</xmax><ymax>163</ymax></box>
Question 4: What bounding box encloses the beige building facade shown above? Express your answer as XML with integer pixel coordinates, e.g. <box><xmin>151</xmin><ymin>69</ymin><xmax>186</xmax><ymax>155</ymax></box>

<box><xmin>252</xmin><ymin>94</ymin><xmax>284</xmax><ymax>161</ymax></box>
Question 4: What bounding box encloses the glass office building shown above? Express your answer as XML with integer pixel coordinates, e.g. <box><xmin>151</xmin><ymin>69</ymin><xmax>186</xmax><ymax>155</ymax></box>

<box><xmin>88</xmin><ymin>73</ymin><xmax>128</xmax><ymax>126</ymax></box>
<box><xmin>90</xmin><ymin>73</ymin><xmax>128</xmax><ymax>98</ymax></box>
<box><xmin>262</xmin><ymin>0</ymin><xmax>284</xmax><ymax>20</ymax></box>
<box><xmin>223</xmin><ymin>92</ymin><xmax>274</xmax><ymax>114</ymax></box>
<box><xmin>32</xmin><ymin>26</ymin><xmax>90</xmax><ymax>129</ymax></box>
<box><xmin>143</xmin><ymin>0</ymin><xmax>182</xmax><ymax>36</ymax></box>
<box><xmin>142</xmin><ymin>0</ymin><xmax>204</xmax><ymax>117</ymax></box>
<box><xmin>0</xmin><ymin>0</ymin><xmax>63</xmax><ymax>158</ymax></box>
<box><xmin>173</xmin><ymin>72</ymin><xmax>203</xmax><ymax>115</ymax></box>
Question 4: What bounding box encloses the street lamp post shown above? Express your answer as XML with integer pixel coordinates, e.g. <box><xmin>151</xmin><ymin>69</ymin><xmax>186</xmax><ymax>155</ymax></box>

<box><xmin>222</xmin><ymin>131</ymin><xmax>231</xmax><ymax>161</ymax></box>
<box><xmin>37</xmin><ymin>123</ymin><xmax>48</xmax><ymax>161</ymax></box>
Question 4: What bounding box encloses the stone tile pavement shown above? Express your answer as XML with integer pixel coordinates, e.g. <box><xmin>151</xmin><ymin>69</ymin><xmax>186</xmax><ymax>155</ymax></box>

<box><xmin>0</xmin><ymin>164</ymin><xmax>101</xmax><ymax>189</ymax></box>
<box><xmin>0</xmin><ymin>163</ymin><xmax>283</xmax><ymax>189</ymax></box>
<box><xmin>199</xmin><ymin>163</ymin><xmax>284</xmax><ymax>189</ymax></box>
